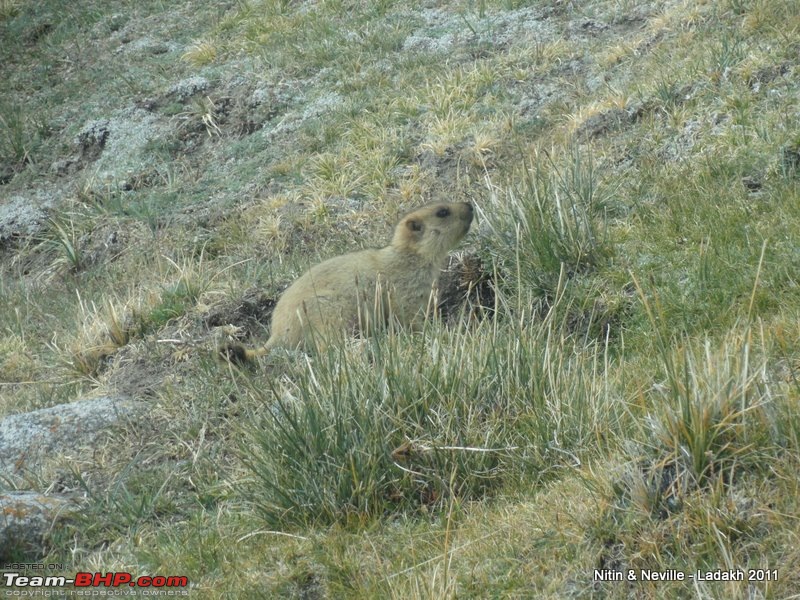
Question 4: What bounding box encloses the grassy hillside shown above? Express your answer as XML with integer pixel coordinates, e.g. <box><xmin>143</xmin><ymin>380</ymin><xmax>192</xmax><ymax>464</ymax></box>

<box><xmin>1</xmin><ymin>0</ymin><xmax>799</xmax><ymax>596</ymax></box>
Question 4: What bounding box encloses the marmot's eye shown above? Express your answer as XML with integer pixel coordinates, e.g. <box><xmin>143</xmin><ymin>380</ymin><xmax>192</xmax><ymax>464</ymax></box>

<box><xmin>436</xmin><ymin>207</ymin><xmax>450</xmax><ymax>218</ymax></box>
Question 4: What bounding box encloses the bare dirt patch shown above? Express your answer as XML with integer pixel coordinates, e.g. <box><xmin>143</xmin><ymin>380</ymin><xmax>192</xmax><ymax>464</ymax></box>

<box><xmin>204</xmin><ymin>286</ymin><xmax>277</xmax><ymax>340</ymax></box>
<box><xmin>438</xmin><ymin>252</ymin><xmax>496</xmax><ymax>323</ymax></box>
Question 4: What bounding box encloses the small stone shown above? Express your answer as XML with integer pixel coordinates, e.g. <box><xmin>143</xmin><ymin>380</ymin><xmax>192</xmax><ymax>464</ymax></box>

<box><xmin>0</xmin><ymin>492</ymin><xmax>78</xmax><ymax>561</ymax></box>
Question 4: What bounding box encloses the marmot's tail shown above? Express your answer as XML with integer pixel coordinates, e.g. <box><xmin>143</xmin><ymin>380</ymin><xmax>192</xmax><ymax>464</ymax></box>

<box><xmin>218</xmin><ymin>342</ymin><xmax>271</xmax><ymax>364</ymax></box>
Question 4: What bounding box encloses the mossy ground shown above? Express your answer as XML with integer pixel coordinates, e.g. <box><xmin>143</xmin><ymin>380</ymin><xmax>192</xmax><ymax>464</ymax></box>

<box><xmin>1</xmin><ymin>0</ymin><xmax>799</xmax><ymax>596</ymax></box>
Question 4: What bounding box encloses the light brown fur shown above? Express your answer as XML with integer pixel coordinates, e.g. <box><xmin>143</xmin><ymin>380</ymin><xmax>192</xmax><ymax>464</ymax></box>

<box><xmin>223</xmin><ymin>202</ymin><xmax>473</xmax><ymax>361</ymax></box>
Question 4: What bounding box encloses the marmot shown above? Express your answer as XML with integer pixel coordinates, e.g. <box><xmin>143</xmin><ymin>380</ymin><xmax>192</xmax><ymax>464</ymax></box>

<box><xmin>223</xmin><ymin>202</ymin><xmax>474</xmax><ymax>362</ymax></box>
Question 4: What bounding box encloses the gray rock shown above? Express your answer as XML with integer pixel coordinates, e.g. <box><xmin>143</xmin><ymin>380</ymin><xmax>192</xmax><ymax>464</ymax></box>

<box><xmin>0</xmin><ymin>191</ymin><xmax>56</xmax><ymax>243</ymax></box>
<box><xmin>169</xmin><ymin>76</ymin><xmax>210</xmax><ymax>102</ymax></box>
<box><xmin>75</xmin><ymin>107</ymin><xmax>163</xmax><ymax>187</ymax></box>
<box><xmin>0</xmin><ymin>396</ymin><xmax>143</xmax><ymax>474</ymax></box>
<box><xmin>116</xmin><ymin>37</ymin><xmax>180</xmax><ymax>57</ymax></box>
<box><xmin>0</xmin><ymin>492</ymin><xmax>78</xmax><ymax>561</ymax></box>
<box><xmin>74</xmin><ymin>119</ymin><xmax>111</xmax><ymax>149</ymax></box>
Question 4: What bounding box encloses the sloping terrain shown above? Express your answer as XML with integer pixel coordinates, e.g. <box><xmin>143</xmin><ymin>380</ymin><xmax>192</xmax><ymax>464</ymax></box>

<box><xmin>1</xmin><ymin>0</ymin><xmax>799</xmax><ymax>596</ymax></box>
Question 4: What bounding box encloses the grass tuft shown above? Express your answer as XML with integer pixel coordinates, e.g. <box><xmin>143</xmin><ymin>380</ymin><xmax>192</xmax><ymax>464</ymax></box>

<box><xmin>241</xmin><ymin>296</ymin><xmax>624</xmax><ymax>529</ymax></box>
<box><xmin>46</xmin><ymin>217</ymin><xmax>85</xmax><ymax>272</ymax></box>
<box><xmin>646</xmin><ymin>330</ymin><xmax>776</xmax><ymax>488</ymax></box>
<box><xmin>0</xmin><ymin>0</ymin><xmax>20</xmax><ymax>20</ymax></box>
<box><xmin>0</xmin><ymin>103</ymin><xmax>38</xmax><ymax>169</ymax></box>
<box><xmin>181</xmin><ymin>40</ymin><xmax>218</xmax><ymax>66</ymax></box>
<box><xmin>483</xmin><ymin>148</ymin><xmax>613</xmax><ymax>299</ymax></box>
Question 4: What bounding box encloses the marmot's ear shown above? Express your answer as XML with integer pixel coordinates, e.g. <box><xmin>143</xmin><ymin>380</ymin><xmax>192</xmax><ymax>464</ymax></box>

<box><xmin>406</xmin><ymin>218</ymin><xmax>424</xmax><ymax>233</ymax></box>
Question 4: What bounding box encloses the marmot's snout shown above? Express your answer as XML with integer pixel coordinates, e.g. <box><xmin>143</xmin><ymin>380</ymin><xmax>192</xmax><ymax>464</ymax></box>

<box><xmin>454</xmin><ymin>202</ymin><xmax>474</xmax><ymax>233</ymax></box>
<box><xmin>437</xmin><ymin>201</ymin><xmax>473</xmax><ymax>226</ymax></box>
<box><xmin>463</xmin><ymin>202</ymin><xmax>474</xmax><ymax>222</ymax></box>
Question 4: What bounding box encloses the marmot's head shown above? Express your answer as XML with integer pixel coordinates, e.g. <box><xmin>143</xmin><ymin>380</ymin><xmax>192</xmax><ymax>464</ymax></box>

<box><xmin>393</xmin><ymin>202</ymin><xmax>474</xmax><ymax>263</ymax></box>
